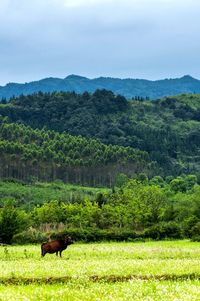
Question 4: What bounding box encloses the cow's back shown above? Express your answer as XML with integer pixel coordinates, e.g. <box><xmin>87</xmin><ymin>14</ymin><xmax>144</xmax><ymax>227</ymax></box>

<box><xmin>41</xmin><ymin>237</ymin><xmax>73</xmax><ymax>257</ymax></box>
<box><xmin>43</xmin><ymin>240</ymin><xmax>61</xmax><ymax>252</ymax></box>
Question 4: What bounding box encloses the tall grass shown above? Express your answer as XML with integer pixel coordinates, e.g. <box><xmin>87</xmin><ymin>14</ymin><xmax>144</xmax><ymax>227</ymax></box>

<box><xmin>0</xmin><ymin>241</ymin><xmax>200</xmax><ymax>300</ymax></box>
<box><xmin>0</xmin><ymin>180</ymin><xmax>110</xmax><ymax>209</ymax></box>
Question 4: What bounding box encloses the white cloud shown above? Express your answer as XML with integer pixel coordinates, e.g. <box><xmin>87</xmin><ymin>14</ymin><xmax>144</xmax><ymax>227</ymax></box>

<box><xmin>0</xmin><ymin>0</ymin><xmax>200</xmax><ymax>84</ymax></box>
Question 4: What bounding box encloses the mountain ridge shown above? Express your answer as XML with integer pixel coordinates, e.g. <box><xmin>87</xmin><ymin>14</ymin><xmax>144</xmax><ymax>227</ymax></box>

<box><xmin>1</xmin><ymin>74</ymin><xmax>200</xmax><ymax>100</ymax></box>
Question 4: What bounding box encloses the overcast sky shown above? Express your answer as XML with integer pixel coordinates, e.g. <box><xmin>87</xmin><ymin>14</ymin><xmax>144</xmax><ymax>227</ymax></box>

<box><xmin>0</xmin><ymin>0</ymin><xmax>200</xmax><ymax>85</ymax></box>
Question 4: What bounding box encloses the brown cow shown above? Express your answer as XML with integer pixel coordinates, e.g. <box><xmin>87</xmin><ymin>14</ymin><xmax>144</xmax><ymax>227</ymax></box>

<box><xmin>41</xmin><ymin>236</ymin><xmax>73</xmax><ymax>257</ymax></box>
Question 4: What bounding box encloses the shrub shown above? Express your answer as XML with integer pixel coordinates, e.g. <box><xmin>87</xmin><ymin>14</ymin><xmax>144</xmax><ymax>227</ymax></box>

<box><xmin>0</xmin><ymin>203</ymin><xmax>29</xmax><ymax>244</ymax></box>
<box><xmin>51</xmin><ymin>228</ymin><xmax>138</xmax><ymax>242</ymax></box>
<box><xmin>191</xmin><ymin>235</ymin><xmax>200</xmax><ymax>242</ymax></box>
<box><xmin>13</xmin><ymin>228</ymin><xmax>139</xmax><ymax>243</ymax></box>
<box><xmin>144</xmin><ymin>222</ymin><xmax>182</xmax><ymax>240</ymax></box>
<box><xmin>190</xmin><ymin>222</ymin><xmax>200</xmax><ymax>241</ymax></box>
<box><xmin>182</xmin><ymin>216</ymin><xmax>199</xmax><ymax>238</ymax></box>
<box><xmin>144</xmin><ymin>224</ymin><xmax>162</xmax><ymax>240</ymax></box>
<box><xmin>13</xmin><ymin>228</ymin><xmax>48</xmax><ymax>244</ymax></box>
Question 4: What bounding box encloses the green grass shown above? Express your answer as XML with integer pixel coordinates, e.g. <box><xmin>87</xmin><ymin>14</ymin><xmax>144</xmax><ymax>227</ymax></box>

<box><xmin>0</xmin><ymin>241</ymin><xmax>200</xmax><ymax>300</ymax></box>
<box><xmin>0</xmin><ymin>180</ymin><xmax>110</xmax><ymax>209</ymax></box>
<box><xmin>1</xmin><ymin>280</ymin><xmax>200</xmax><ymax>301</ymax></box>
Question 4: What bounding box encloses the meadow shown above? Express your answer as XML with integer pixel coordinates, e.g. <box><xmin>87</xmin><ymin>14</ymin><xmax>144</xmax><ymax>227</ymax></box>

<box><xmin>0</xmin><ymin>240</ymin><xmax>200</xmax><ymax>300</ymax></box>
<box><xmin>0</xmin><ymin>180</ymin><xmax>110</xmax><ymax>208</ymax></box>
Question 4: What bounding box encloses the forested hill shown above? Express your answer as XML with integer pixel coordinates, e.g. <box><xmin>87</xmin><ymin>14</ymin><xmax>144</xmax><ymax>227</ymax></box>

<box><xmin>1</xmin><ymin>74</ymin><xmax>200</xmax><ymax>99</ymax></box>
<box><xmin>0</xmin><ymin>118</ymin><xmax>149</xmax><ymax>186</ymax></box>
<box><xmin>0</xmin><ymin>90</ymin><xmax>200</xmax><ymax>178</ymax></box>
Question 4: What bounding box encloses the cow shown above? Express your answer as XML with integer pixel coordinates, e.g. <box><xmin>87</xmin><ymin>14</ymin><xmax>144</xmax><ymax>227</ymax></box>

<box><xmin>41</xmin><ymin>236</ymin><xmax>73</xmax><ymax>257</ymax></box>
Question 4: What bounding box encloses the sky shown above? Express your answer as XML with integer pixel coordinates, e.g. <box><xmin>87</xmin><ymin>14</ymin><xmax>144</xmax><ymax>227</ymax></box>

<box><xmin>0</xmin><ymin>0</ymin><xmax>200</xmax><ymax>85</ymax></box>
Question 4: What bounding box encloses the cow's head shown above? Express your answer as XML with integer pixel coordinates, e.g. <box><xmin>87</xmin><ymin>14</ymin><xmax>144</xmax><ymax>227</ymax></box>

<box><xmin>64</xmin><ymin>236</ymin><xmax>74</xmax><ymax>245</ymax></box>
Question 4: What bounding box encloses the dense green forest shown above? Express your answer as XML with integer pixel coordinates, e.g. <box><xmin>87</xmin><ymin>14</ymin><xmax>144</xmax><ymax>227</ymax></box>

<box><xmin>0</xmin><ymin>117</ymin><xmax>149</xmax><ymax>186</ymax></box>
<box><xmin>1</xmin><ymin>90</ymin><xmax>200</xmax><ymax>178</ymax></box>
<box><xmin>1</xmin><ymin>175</ymin><xmax>200</xmax><ymax>244</ymax></box>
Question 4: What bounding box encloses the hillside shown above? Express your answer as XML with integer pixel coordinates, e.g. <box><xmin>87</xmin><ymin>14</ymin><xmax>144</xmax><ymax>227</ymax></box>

<box><xmin>1</xmin><ymin>74</ymin><xmax>200</xmax><ymax>100</ymax></box>
<box><xmin>0</xmin><ymin>180</ymin><xmax>110</xmax><ymax>209</ymax></box>
<box><xmin>0</xmin><ymin>117</ymin><xmax>149</xmax><ymax>186</ymax></box>
<box><xmin>0</xmin><ymin>90</ymin><xmax>200</xmax><ymax>178</ymax></box>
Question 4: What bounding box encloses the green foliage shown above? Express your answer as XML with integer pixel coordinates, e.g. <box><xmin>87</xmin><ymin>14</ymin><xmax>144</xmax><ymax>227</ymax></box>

<box><xmin>144</xmin><ymin>222</ymin><xmax>182</xmax><ymax>240</ymax></box>
<box><xmin>150</xmin><ymin>176</ymin><xmax>165</xmax><ymax>187</ymax></box>
<box><xmin>170</xmin><ymin>177</ymin><xmax>188</xmax><ymax>193</ymax></box>
<box><xmin>1</xmin><ymin>172</ymin><xmax>200</xmax><ymax>243</ymax></box>
<box><xmin>190</xmin><ymin>222</ymin><xmax>200</xmax><ymax>239</ymax></box>
<box><xmin>115</xmin><ymin>173</ymin><xmax>129</xmax><ymax>187</ymax></box>
<box><xmin>136</xmin><ymin>173</ymin><xmax>149</xmax><ymax>184</ymax></box>
<box><xmin>0</xmin><ymin>180</ymin><xmax>110</xmax><ymax>208</ymax></box>
<box><xmin>50</xmin><ymin>228</ymin><xmax>138</xmax><ymax>242</ymax></box>
<box><xmin>115</xmin><ymin>179</ymin><xmax>167</xmax><ymax>228</ymax></box>
<box><xmin>0</xmin><ymin>117</ymin><xmax>149</xmax><ymax>186</ymax></box>
<box><xmin>1</xmin><ymin>89</ymin><xmax>200</xmax><ymax>244</ymax></box>
<box><xmin>170</xmin><ymin>175</ymin><xmax>197</xmax><ymax>193</ymax></box>
<box><xmin>13</xmin><ymin>229</ymin><xmax>48</xmax><ymax>244</ymax></box>
<box><xmin>1</xmin><ymin>91</ymin><xmax>200</xmax><ymax>180</ymax></box>
<box><xmin>182</xmin><ymin>216</ymin><xmax>199</xmax><ymax>237</ymax></box>
<box><xmin>0</xmin><ymin>201</ymin><xmax>28</xmax><ymax>244</ymax></box>
<box><xmin>32</xmin><ymin>200</ymin><xmax>67</xmax><ymax>225</ymax></box>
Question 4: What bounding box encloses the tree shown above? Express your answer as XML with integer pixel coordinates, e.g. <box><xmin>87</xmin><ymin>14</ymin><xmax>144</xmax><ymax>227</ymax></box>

<box><xmin>0</xmin><ymin>201</ymin><xmax>28</xmax><ymax>244</ymax></box>
<box><xmin>170</xmin><ymin>177</ymin><xmax>187</xmax><ymax>193</ymax></box>
<box><xmin>115</xmin><ymin>173</ymin><xmax>129</xmax><ymax>187</ymax></box>
<box><xmin>0</xmin><ymin>97</ymin><xmax>6</xmax><ymax>105</ymax></box>
<box><xmin>185</xmin><ymin>175</ymin><xmax>197</xmax><ymax>190</ymax></box>
<box><xmin>137</xmin><ymin>173</ymin><xmax>148</xmax><ymax>184</ymax></box>
<box><xmin>33</xmin><ymin>200</ymin><xmax>67</xmax><ymax>225</ymax></box>
<box><xmin>150</xmin><ymin>176</ymin><xmax>164</xmax><ymax>187</ymax></box>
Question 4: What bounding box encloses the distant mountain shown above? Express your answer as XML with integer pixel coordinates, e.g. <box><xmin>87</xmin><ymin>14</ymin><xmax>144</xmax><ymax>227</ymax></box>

<box><xmin>1</xmin><ymin>74</ymin><xmax>200</xmax><ymax>100</ymax></box>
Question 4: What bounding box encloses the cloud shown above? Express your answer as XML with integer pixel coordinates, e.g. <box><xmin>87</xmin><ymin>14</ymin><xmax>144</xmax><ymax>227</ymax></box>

<box><xmin>0</xmin><ymin>0</ymin><xmax>200</xmax><ymax>84</ymax></box>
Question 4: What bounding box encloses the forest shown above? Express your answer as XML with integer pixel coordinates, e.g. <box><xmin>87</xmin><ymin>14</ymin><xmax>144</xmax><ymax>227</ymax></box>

<box><xmin>0</xmin><ymin>117</ymin><xmax>149</xmax><ymax>186</ymax></box>
<box><xmin>0</xmin><ymin>90</ymin><xmax>200</xmax><ymax>179</ymax></box>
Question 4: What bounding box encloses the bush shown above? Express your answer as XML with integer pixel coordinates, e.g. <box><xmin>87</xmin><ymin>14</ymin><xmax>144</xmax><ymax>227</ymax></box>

<box><xmin>50</xmin><ymin>228</ymin><xmax>139</xmax><ymax>242</ymax></box>
<box><xmin>13</xmin><ymin>228</ymin><xmax>48</xmax><ymax>244</ymax></box>
<box><xmin>144</xmin><ymin>222</ymin><xmax>182</xmax><ymax>240</ymax></box>
<box><xmin>144</xmin><ymin>224</ymin><xmax>162</xmax><ymax>240</ymax></box>
<box><xmin>182</xmin><ymin>216</ymin><xmax>199</xmax><ymax>238</ymax></box>
<box><xmin>13</xmin><ymin>228</ymin><xmax>139</xmax><ymax>244</ymax></box>
<box><xmin>191</xmin><ymin>235</ymin><xmax>200</xmax><ymax>242</ymax></box>
<box><xmin>190</xmin><ymin>222</ymin><xmax>200</xmax><ymax>241</ymax></box>
<box><xmin>0</xmin><ymin>203</ymin><xmax>29</xmax><ymax>244</ymax></box>
<box><xmin>2</xmin><ymin>178</ymin><xmax>26</xmax><ymax>185</ymax></box>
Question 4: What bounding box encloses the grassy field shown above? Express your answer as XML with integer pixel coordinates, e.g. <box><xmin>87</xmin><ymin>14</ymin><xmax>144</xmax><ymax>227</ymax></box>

<box><xmin>0</xmin><ymin>241</ymin><xmax>200</xmax><ymax>300</ymax></box>
<box><xmin>0</xmin><ymin>180</ymin><xmax>110</xmax><ymax>209</ymax></box>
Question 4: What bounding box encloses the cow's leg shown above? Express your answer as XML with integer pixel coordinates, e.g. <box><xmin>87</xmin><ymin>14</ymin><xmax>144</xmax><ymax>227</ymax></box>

<box><xmin>56</xmin><ymin>251</ymin><xmax>58</xmax><ymax>256</ymax></box>
<box><xmin>41</xmin><ymin>247</ymin><xmax>46</xmax><ymax>257</ymax></box>
<box><xmin>60</xmin><ymin>251</ymin><xmax>62</xmax><ymax>257</ymax></box>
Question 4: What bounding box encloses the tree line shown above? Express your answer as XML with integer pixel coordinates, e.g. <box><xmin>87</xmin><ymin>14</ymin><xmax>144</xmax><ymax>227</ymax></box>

<box><xmin>1</xmin><ymin>175</ymin><xmax>200</xmax><ymax>244</ymax></box>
